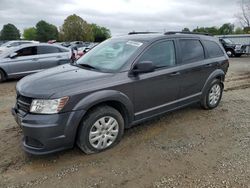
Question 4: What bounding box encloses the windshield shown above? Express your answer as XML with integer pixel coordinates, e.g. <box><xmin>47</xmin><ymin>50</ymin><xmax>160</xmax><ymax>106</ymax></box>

<box><xmin>76</xmin><ymin>38</ymin><xmax>143</xmax><ymax>72</ymax></box>
<box><xmin>223</xmin><ymin>38</ymin><xmax>233</xmax><ymax>44</ymax></box>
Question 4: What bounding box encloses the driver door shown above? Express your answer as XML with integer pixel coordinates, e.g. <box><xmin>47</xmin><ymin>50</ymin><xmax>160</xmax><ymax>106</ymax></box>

<box><xmin>132</xmin><ymin>40</ymin><xmax>181</xmax><ymax>120</ymax></box>
<box><xmin>7</xmin><ymin>46</ymin><xmax>41</xmax><ymax>77</ymax></box>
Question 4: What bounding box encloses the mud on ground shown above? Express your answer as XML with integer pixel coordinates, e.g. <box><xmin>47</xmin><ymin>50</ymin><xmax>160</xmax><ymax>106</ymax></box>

<box><xmin>0</xmin><ymin>57</ymin><xmax>250</xmax><ymax>188</ymax></box>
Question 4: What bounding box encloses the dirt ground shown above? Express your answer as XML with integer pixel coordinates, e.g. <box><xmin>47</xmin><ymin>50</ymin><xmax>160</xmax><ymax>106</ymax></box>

<box><xmin>0</xmin><ymin>57</ymin><xmax>250</xmax><ymax>188</ymax></box>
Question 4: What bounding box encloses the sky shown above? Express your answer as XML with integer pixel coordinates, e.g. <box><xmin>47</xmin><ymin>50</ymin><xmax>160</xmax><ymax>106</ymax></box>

<box><xmin>0</xmin><ymin>0</ymin><xmax>241</xmax><ymax>36</ymax></box>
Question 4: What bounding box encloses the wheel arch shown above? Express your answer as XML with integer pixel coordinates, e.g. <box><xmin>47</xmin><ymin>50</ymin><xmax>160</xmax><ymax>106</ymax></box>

<box><xmin>73</xmin><ymin>90</ymin><xmax>134</xmax><ymax>128</ymax></box>
<box><xmin>202</xmin><ymin>69</ymin><xmax>225</xmax><ymax>95</ymax></box>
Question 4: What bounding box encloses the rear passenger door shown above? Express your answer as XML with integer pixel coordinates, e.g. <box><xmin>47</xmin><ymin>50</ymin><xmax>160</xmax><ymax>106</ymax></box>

<box><xmin>37</xmin><ymin>45</ymin><xmax>70</xmax><ymax>69</ymax></box>
<box><xmin>176</xmin><ymin>38</ymin><xmax>216</xmax><ymax>98</ymax></box>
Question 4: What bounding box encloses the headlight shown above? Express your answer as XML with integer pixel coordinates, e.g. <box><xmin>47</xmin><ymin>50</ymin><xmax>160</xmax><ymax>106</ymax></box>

<box><xmin>30</xmin><ymin>96</ymin><xmax>69</xmax><ymax>114</ymax></box>
<box><xmin>235</xmin><ymin>44</ymin><xmax>242</xmax><ymax>50</ymax></box>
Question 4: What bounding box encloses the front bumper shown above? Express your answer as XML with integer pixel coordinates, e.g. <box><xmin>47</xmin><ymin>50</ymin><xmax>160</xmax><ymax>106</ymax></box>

<box><xmin>11</xmin><ymin>107</ymin><xmax>85</xmax><ymax>155</ymax></box>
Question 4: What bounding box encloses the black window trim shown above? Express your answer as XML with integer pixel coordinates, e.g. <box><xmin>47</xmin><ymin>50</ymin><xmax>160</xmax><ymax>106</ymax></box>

<box><xmin>132</xmin><ymin>39</ymin><xmax>178</xmax><ymax>71</ymax></box>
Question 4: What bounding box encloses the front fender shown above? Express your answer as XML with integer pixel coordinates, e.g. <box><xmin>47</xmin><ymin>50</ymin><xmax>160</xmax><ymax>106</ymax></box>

<box><xmin>73</xmin><ymin>90</ymin><xmax>134</xmax><ymax>123</ymax></box>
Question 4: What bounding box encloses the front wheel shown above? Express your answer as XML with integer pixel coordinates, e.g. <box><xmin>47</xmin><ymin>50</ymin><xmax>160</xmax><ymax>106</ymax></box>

<box><xmin>226</xmin><ymin>49</ymin><xmax>235</xmax><ymax>57</ymax></box>
<box><xmin>201</xmin><ymin>79</ymin><xmax>223</xmax><ymax>110</ymax></box>
<box><xmin>77</xmin><ymin>106</ymin><xmax>124</xmax><ymax>154</ymax></box>
<box><xmin>0</xmin><ymin>69</ymin><xmax>6</xmax><ymax>83</ymax></box>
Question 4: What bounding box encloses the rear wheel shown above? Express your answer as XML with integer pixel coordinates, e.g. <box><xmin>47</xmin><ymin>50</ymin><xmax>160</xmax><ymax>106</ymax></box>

<box><xmin>77</xmin><ymin>105</ymin><xmax>124</xmax><ymax>154</ymax></box>
<box><xmin>201</xmin><ymin>79</ymin><xmax>223</xmax><ymax>110</ymax></box>
<box><xmin>0</xmin><ymin>69</ymin><xmax>6</xmax><ymax>83</ymax></box>
<box><xmin>235</xmin><ymin>54</ymin><xmax>242</xmax><ymax>57</ymax></box>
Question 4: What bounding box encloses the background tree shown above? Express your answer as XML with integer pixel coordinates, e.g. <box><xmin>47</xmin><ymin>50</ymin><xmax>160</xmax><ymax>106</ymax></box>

<box><xmin>236</xmin><ymin>0</ymin><xmax>250</xmax><ymax>27</ymax></box>
<box><xmin>91</xmin><ymin>24</ymin><xmax>111</xmax><ymax>42</ymax></box>
<box><xmin>193</xmin><ymin>26</ymin><xmax>219</xmax><ymax>35</ymax></box>
<box><xmin>234</xmin><ymin>27</ymin><xmax>245</xmax><ymax>34</ymax></box>
<box><xmin>61</xmin><ymin>14</ymin><xmax>93</xmax><ymax>41</ymax></box>
<box><xmin>0</xmin><ymin>23</ymin><xmax>20</xmax><ymax>40</ymax></box>
<box><xmin>23</xmin><ymin>27</ymin><xmax>37</xmax><ymax>40</ymax></box>
<box><xmin>182</xmin><ymin>28</ymin><xmax>190</xmax><ymax>32</ymax></box>
<box><xmin>36</xmin><ymin>20</ymin><xmax>58</xmax><ymax>42</ymax></box>
<box><xmin>218</xmin><ymin>23</ymin><xmax>234</xmax><ymax>35</ymax></box>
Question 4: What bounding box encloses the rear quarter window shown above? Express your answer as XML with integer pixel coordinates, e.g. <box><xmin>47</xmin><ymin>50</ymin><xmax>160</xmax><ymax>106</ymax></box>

<box><xmin>179</xmin><ymin>39</ymin><xmax>205</xmax><ymax>64</ymax></box>
<box><xmin>203</xmin><ymin>40</ymin><xmax>224</xmax><ymax>58</ymax></box>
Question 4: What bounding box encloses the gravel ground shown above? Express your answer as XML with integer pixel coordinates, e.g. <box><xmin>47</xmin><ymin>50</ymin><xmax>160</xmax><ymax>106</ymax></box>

<box><xmin>0</xmin><ymin>57</ymin><xmax>249</xmax><ymax>188</ymax></box>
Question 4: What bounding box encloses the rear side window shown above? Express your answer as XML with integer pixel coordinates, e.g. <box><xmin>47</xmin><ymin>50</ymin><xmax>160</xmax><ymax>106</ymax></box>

<box><xmin>179</xmin><ymin>39</ymin><xmax>204</xmax><ymax>64</ymax></box>
<box><xmin>203</xmin><ymin>40</ymin><xmax>224</xmax><ymax>58</ymax></box>
<box><xmin>37</xmin><ymin>46</ymin><xmax>60</xmax><ymax>54</ymax></box>
<box><xmin>139</xmin><ymin>41</ymin><xmax>176</xmax><ymax>68</ymax></box>
<box><xmin>16</xmin><ymin>47</ymin><xmax>37</xmax><ymax>57</ymax></box>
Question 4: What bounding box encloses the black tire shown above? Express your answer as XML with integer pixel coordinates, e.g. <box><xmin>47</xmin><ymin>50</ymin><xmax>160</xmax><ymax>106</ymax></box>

<box><xmin>201</xmin><ymin>79</ymin><xmax>223</xmax><ymax>110</ymax></box>
<box><xmin>0</xmin><ymin>69</ymin><xmax>6</xmax><ymax>83</ymax></box>
<box><xmin>226</xmin><ymin>49</ymin><xmax>235</xmax><ymax>57</ymax></box>
<box><xmin>235</xmin><ymin>54</ymin><xmax>242</xmax><ymax>57</ymax></box>
<box><xmin>77</xmin><ymin>105</ymin><xmax>124</xmax><ymax>154</ymax></box>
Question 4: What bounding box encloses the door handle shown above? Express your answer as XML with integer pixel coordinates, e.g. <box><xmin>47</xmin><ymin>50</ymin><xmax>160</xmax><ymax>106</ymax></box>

<box><xmin>32</xmin><ymin>58</ymin><xmax>38</xmax><ymax>61</ymax></box>
<box><xmin>57</xmin><ymin>56</ymin><xmax>62</xmax><ymax>58</ymax></box>
<box><xmin>205</xmin><ymin>63</ymin><xmax>213</xmax><ymax>67</ymax></box>
<box><xmin>170</xmin><ymin>72</ymin><xmax>180</xmax><ymax>76</ymax></box>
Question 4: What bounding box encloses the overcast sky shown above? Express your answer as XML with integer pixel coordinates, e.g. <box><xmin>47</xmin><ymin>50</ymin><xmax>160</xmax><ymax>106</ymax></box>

<box><xmin>0</xmin><ymin>0</ymin><xmax>240</xmax><ymax>36</ymax></box>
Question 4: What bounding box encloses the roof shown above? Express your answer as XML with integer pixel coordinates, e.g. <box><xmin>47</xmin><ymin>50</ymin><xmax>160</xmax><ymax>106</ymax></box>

<box><xmin>114</xmin><ymin>32</ymin><xmax>216</xmax><ymax>43</ymax></box>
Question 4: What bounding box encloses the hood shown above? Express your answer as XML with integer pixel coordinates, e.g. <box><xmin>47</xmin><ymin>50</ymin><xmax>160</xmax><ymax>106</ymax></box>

<box><xmin>16</xmin><ymin>64</ymin><xmax>113</xmax><ymax>98</ymax></box>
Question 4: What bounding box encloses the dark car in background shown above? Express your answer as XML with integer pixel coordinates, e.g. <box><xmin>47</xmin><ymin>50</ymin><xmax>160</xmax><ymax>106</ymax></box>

<box><xmin>12</xmin><ymin>32</ymin><xmax>229</xmax><ymax>155</ymax></box>
<box><xmin>0</xmin><ymin>43</ymin><xmax>71</xmax><ymax>82</ymax></box>
<box><xmin>219</xmin><ymin>38</ymin><xmax>247</xmax><ymax>57</ymax></box>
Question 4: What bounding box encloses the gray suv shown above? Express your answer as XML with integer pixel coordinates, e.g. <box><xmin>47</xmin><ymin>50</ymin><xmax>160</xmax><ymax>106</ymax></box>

<box><xmin>0</xmin><ymin>43</ymin><xmax>71</xmax><ymax>82</ymax></box>
<box><xmin>12</xmin><ymin>32</ymin><xmax>229</xmax><ymax>155</ymax></box>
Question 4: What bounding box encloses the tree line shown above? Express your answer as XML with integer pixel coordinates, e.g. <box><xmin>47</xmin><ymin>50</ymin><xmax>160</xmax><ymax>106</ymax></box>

<box><xmin>182</xmin><ymin>23</ymin><xmax>250</xmax><ymax>35</ymax></box>
<box><xmin>0</xmin><ymin>14</ymin><xmax>111</xmax><ymax>42</ymax></box>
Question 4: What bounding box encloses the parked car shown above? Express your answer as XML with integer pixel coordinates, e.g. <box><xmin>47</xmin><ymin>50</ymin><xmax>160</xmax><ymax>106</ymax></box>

<box><xmin>0</xmin><ymin>40</ymin><xmax>39</xmax><ymax>53</ymax></box>
<box><xmin>76</xmin><ymin>43</ymin><xmax>99</xmax><ymax>59</ymax></box>
<box><xmin>219</xmin><ymin>38</ymin><xmax>247</xmax><ymax>57</ymax></box>
<box><xmin>12</xmin><ymin>32</ymin><xmax>229</xmax><ymax>155</ymax></box>
<box><xmin>0</xmin><ymin>43</ymin><xmax>71</xmax><ymax>82</ymax></box>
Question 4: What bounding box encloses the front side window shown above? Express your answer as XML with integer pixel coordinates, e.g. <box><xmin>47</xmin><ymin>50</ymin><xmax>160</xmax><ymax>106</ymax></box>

<box><xmin>16</xmin><ymin>47</ymin><xmax>37</xmax><ymax>57</ymax></box>
<box><xmin>77</xmin><ymin>38</ymin><xmax>143</xmax><ymax>72</ymax></box>
<box><xmin>203</xmin><ymin>40</ymin><xmax>224</xmax><ymax>58</ymax></box>
<box><xmin>179</xmin><ymin>39</ymin><xmax>204</xmax><ymax>64</ymax></box>
<box><xmin>138</xmin><ymin>41</ymin><xmax>176</xmax><ymax>68</ymax></box>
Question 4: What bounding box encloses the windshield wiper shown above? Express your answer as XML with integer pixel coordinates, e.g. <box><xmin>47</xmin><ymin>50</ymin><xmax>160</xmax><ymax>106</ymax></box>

<box><xmin>77</xmin><ymin>63</ymin><xmax>99</xmax><ymax>71</ymax></box>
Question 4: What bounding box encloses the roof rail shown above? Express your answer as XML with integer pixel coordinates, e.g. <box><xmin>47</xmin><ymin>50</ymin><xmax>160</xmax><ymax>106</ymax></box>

<box><xmin>128</xmin><ymin>31</ymin><xmax>160</xmax><ymax>35</ymax></box>
<box><xmin>164</xmin><ymin>31</ymin><xmax>213</xmax><ymax>36</ymax></box>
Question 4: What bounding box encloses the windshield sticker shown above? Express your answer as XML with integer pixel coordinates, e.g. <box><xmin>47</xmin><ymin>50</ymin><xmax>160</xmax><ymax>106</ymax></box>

<box><xmin>126</xmin><ymin>41</ymin><xmax>143</xmax><ymax>47</ymax></box>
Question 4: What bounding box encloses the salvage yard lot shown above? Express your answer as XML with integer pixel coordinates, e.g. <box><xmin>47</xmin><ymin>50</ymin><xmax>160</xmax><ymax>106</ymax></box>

<box><xmin>0</xmin><ymin>57</ymin><xmax>250</xmax><ymax>188</ymax></box>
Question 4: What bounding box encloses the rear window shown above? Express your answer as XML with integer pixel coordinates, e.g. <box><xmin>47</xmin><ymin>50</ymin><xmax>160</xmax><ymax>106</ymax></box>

<box><xmin>179</xmin><ymin>39</ymin><xmax>205</xmax><ymax>64</ymax></box>
<box><xmin>203</xmin><ymin>40</ymin><xmax>224</xmax><ymax>58</ymax></box>
<box><xmin>37</xmin><ymin>46</ymin><xmax>60</xmax><ymax>54</ymax></box>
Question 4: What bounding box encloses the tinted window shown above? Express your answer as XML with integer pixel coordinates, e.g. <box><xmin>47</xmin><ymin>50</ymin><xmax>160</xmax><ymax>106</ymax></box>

<box><xmin>139</xmin><ymin>41</ymin><xmax>176</xmax><ymax>68</ymax></box>
<box><xmin>37</xmin><ymin>46</ymin><xmax>60</xmax><ymax>54</ymax></box>
<box><xmin>16</xmin><ymin>47</ymin><xmax>37</xmax><ymax>57</ymax></box>
<box><xmin>203</xmin><ymin>40</ymin><xmax>224</xmax><ymax>58</ymax></box>
<box><xmin>179</xmin><ymin>39</ymin><xmax>204</xmax><ymax>64</ymax></box>
<box><xmin>58</xmin><ymin>47</ymin><xmax>69</xmax><ymax>52</ymax></box>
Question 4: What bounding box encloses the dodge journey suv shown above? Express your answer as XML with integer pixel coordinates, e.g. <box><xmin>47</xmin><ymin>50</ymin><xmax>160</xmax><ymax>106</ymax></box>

<box><xmin>12</xmin><ymin>32</ymin><xmax>229</xmax><ymax>155</ymax></box>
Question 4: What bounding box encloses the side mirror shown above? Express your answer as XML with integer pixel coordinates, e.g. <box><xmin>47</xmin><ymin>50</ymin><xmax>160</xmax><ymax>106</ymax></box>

<box><xmin>9</xmin><ymin>52</ymin><xmax>17</xmax><ymax>58</ymax></box>
<box><xmin>6</xmin><ymin>45</ymin><xmax>11</xmax><ymax>48</ymax></box>
<box><xmin>130</xmin><ymin>61</ymin><xmax>155</xmax><ymax>76</ymax></box>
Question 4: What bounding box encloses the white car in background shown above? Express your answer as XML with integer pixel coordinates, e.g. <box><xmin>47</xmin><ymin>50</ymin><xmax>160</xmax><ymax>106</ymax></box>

<box><xmin>0</xmin><ymin>40</ymin><xmax>39</xmax><ymax>53</ymax></box>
